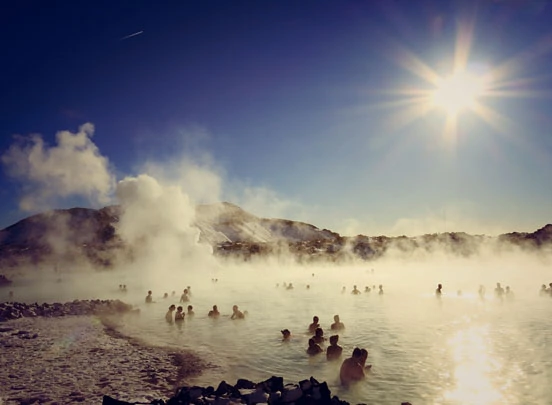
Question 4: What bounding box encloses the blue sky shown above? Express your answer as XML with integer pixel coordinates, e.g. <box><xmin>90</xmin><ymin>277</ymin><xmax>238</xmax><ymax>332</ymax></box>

<box><xmin>1</xmin><ymin>0</ymin><xmax>551</xmax><ymax>236</ymax></box>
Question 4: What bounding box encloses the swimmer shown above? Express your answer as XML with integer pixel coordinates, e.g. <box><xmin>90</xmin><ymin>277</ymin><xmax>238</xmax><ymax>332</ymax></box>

<box><xmin>339</xmin><ymin>348</ymin><xmax>365</xmax><ymax>386</ymax></box>
<box><xmin>286</xmin><ymin>283</ymin><xmax>294</xmax><ymax>290</ymax></box>
<box><xmin>331</xmin><ymin>314</ymin><xmax>345</xmax><ymax>331</ymax></box>
<box><xmin>171</xmin><ymin>291</ymin><xmax>176</xmax><ymax>297</ymax></box>
<box><xmin>364</xmin><ymin>286</ymin><xmax>371</xmax><ymax>293</ymax></box>
<box><xmin>308</xmin><ymin>316</ymin><xmax>320</xmax><ymax>333</ymax></box>
<box><xmin>495</xmin><ymin>282</ymin><xmax>504</xmax><ymax>298</ymax></box>
<box><xmin>208</xmin><ymin>305</ymin><xmax>220</xmax><ymax>318</ymax></box>
<box><xmin>341</xmin><ymin>286</ymin><xmax>346</xmax><ymax>294</ymax></box>
<box><xmin>306</xmin><ymin>338</ymin><xmax>323</xmax><ymax>356</ymax></box>
<box><xmin>180</xmin><ymin>289</ymin><xmax>190</xmax><ymax>303</ymax></box>
<box><xmin>479</xmin><ymin>285</ymin><xmax>486</xmax><ymax>299</ymax></box>
<box><xmin>281</xmin><ymin>329</ymin><xmax>291</xmax><ymax>340</ymax></box>
<box><xmin>122</xmin><ymin>284</ymin><xmax>127</xmax><ymax>291</ymax></box>
<box><xmin>540</xmin><ymin>284</ymin><xmax>547</xmax><ymax>296</ymax></box>
<box><xmin>326</xmin><ymin>335</ymin><xmax>343</xmax><ymax>361</ymax></box>
<box><xmin>378</xmin><ymin>285</ymin><xmax>384</xmax><ymax>295</ymax></box>
<box><xmin>436</xmin><ymin>284</ymin><xmax>442</xmax><ymax>297</ymax></box>
<box><xmin>163</xmin><ymin>292</ymin><xmax>169</xmax><ymax>299</ymax></box>
<box><xmin>145</xmin><ymin>290</ymin><xmax>153</xmax><ymax>303</ymax></box>
<box><xmin>312</xmin><ymin>327</ymin><xmax>325</xmax><ymax>344</ymax></box>
<box><xmin>175</xmin><ymin>306</ymin><xmax>185</xmax><ymax>321</ymax></box>
<box><xmin>306</xmin><ymin>284</ymin><xmax>310</xmax><ymax>290</ymax></box>
<box><xmin>505</xmin><ymin>286</ymin><xmax>515</xmax><ymax>301</ymax></box>
<box><xmin>187</xmin><ymin>286</ymin><xmax>192</xmax><ymax>296</ymax></box>
<box><xmin>187</xmin><ymin>305</ymin><xmax>195</xmax><ymax>316</ymax></box>
<box><xmin>165</xmin><ymin>304</ymin><xmax>176</xmax><ymax>323</ymax></box>
<box><xmin>231</xmin><ymin>305</ymin><xmax>245</xmax><ymax>320</ymax></box>
<box><xmin>8</xmin><ymin>291</ymin><xmax>14</xmax><ymax>299</ymax></box>
<box><xmin>351</xmin><ymin>285</ymin><xmax>361</xmax><ymax>295</ymax></box>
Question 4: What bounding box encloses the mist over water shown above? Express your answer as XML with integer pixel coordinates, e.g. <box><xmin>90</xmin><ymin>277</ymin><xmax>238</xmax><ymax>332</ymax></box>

<box><xmin>4</xmin><ymin>252</ymin><xmax>552</xmax><ymax>405</ymax></box>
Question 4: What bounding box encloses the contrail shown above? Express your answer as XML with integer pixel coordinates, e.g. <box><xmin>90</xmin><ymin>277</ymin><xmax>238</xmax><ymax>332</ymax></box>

<box><xmin>120</xmin><ymin>31</ymin><xmax>144</xmax><ymax>41</ymax></box>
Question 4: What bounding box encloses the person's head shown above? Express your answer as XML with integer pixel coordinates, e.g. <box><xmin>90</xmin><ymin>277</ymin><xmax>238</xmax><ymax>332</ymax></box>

<box><xmin>233</xmin><ymin>305</ymin><xmax>239</xmax><ymax>312</ymax></box>
<box><xmin>315</xmin><ymin>327</ymin><xmax>324</xmax><ymax>337</ymax></box>
<box><xmin>329</xmin><ymin>335</ymin><xmax>339</xmax><ymax>345</ymax></box>
<box><xmin>496</xmin><ymin>282</ymin><xmax>501</xmax><ymax>287</ymax></box>
<box><xmin>438</xmin><ymin>284</ymin><xmax>442</xmax><ymax>289</ymax></box>
<box><xmin>169</xmin><ymin>304</ymin><xmax>176</xmax><ymax>311</ymax></box>
<box><xmin>184</xmin><ymin>288</ymin><xmax>188</xmax><ymax>294</ymax></box>
<box><xmin>313</xmin><ymin>316</ymin><xmax>319</xmax><ymax>323</ymax></box>
<box><xmin>147</xmin><ymin>290</ymin><xmax>152</xmax><ymax>295</ymax></box>
<box><xmin>164</xmin><ymin>292</ymin><xmax>168</xmax><ymax>298</ymax></box>
<box><xmin>506</xmin><ymin>286</ymin><xmax>510</xmax><ymax>291</ymax></box>
<box><xmin>353</xmin><ymin>285</ymin><xmax>357</xmax><ymax>289</ymax></box>
<box><xmin>281</xmin><ymin>329</ymin><xmax>291</xmax><ymax>338</ymax></box>
<box><xmin>308</xmin><ymin>338</ymin><xmax>316</xmax><ymax>347</ymax></box>
<box><xmin>334</xmin><ymin>314</ymin><xmax>340</xmax><ymax>322</ymax></box>
<box><xmin>187</xmin><ymin>305</ymin><xmax>193</xmax><ymax>311</ymax></box>
<box><xmin>352</xmin><ymin>347</ymin><xmax>362</xmax><ymax>359</ymax></box>
<box><xmin>379</xmin><ymin>284</ymin><xmax>383</xmax><ymax>289</ymax></box>
<box><xmin>176</xmin><ymin>306</ymin><xmax>183</xmax><ymax>312</ymax></box>
<box><xmin>360</xmin><ymin>348</ymin><xmax>368</xmax><ymax>362</ymax></box>
<box><xmin>213</xmin><ymin>305</ymin><xmax>218</xmax><ymax>311</ymax></box>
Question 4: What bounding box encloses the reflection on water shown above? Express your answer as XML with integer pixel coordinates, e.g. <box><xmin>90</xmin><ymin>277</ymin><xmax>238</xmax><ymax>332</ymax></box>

<box><xmin>4</xmin><ymin>262</ymin><xmax>552</xmax><ymax>405</ymax></box>
<box><xmin>444</xmin><ymin>325</ymin><xmax>503</xmax><ymax>404</ymax></box>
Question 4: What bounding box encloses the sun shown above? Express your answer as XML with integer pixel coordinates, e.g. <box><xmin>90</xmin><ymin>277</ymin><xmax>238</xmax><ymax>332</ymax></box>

<box><xmin>431</xmin><ymin>71</ymin><xmax>485</xmax><ymax>115</ymax></box>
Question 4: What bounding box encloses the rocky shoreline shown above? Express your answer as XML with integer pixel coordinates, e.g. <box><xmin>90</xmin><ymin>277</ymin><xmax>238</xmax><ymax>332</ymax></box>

<box><xmin>0</xmin><ymin>299</ymin><xmax>136</xmax><ymax>322</ymax></box>
<box><xmin>0</xmin><ymin>300</ymin><xmax>207</xmax><ymax>405</ymax></box>
<box><xmin>103</xmin><ymin>376</ymin><xmax>413</xmax><ymax>405</ymax></box>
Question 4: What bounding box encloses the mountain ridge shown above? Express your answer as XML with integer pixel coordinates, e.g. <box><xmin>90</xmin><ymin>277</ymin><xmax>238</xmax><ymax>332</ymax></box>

<box><xmin>0</xmin><ymin>203</ymin><xmax>550</xmax><ymax>269</ymax></box>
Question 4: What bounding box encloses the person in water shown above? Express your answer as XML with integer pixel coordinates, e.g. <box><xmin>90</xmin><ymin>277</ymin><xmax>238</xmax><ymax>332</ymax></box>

<box><xmin>378</xmin><ymin>285</ymin><xmax>384</xmax><ymax>295</ymax></box>
<box><xmin>306</xmin><ymin>338</ymin><xmax>323</xmax><ymax>356</ymax></box>
<box><xmin>165</xmin><ymin>304</ymin><xmax>176</xmax><ymax>323</ymax></box>
<box><xmin>308</xmin><ymin>316</ymin><xmax>320</xmax><ymax>333</ymax></box>
<box><xmin>331</xmin><ymin>314</ymin><xmax>345</xmax><ymax>331</ymax></box>
<box><xmin>145</xmin><ymin>290</ymin><xmax>153</xmax><ymax>303</ymax></box>
<box><xmin>163</xmin><ymin>292</ymin><xmax>169</xmax><ymax>299</ymax></box>
<box><xmin>312</xmin><ymin>327</ymin><xmax>325</xmax><ymax>344</ymax></box>
<box><xmin>180</xmin><ymin>289</ymin><xmax>190</xmax><ymax>303</ymax></box>
<box><xmin>339</xmin><ymin>348</ymin><xmax>366</xmax><ymax>385</ymax></box>
<box><xmin>351</xmin><ymin>285</ymin><xmax>361</xmax><ymax>295</ymax></box>
<box><xmin>341</xmin><ymin>286</ymin><xmax>346</xmax><ymax>294</ymax></box>
<box><xmin>495</xmin><ymin>282</ymin><xmax>504</xmax><ymax>298</ymax></box>
<box><xmin>208</xmin><ymin>305</ymin><xmax>220</xmax><ymax>318</ymax></box>
<box><xmin>281</xmin><ymin>329</ymin><xmax>291</xmax><ymax>340</ymax></box>
<box><xmin>187</xmin><ymin>286</ymin><xmax>192</xmax><ymax>297</ymax></box>
<box><xmin>187</xmin><ymin>305</ymin><xmax>195</xmax><ymax>316</ymax></box>
<box><xmin>505</xmin><ymin>286</ymin><xmax>515</xmax><ymax>300</ymax></box>
<box><xmin>231</xmin><ymin>305</ymin><xmax>245</xmax><ymax>320</ymax></box>
<box><xmin>436</xmin><ymin>284</ymin><xmax>443</xmax><ymax>297</ymax></box>
<box><xmin>175</xmin><ymin>306</ymin><xmax>185</xmax><ymax>321</ymax></box>
<box><xmin>326</xmin><ymin>335</ymin><xmax>343</xmax><ymax>361</ymax></box>
<box><xmin>364</xmin><ymin>286</ymin><xmax>371</xmax><ymax>293</ymax></box>
<box><xmin>286</xmin><ymin>283</ymin><xmax>294</xmax><ymax>290</ymax></box>
<box><xmin>479</xmin><ymin>285</ymin><xmax>486</xmax><ymax>299</ymax></box>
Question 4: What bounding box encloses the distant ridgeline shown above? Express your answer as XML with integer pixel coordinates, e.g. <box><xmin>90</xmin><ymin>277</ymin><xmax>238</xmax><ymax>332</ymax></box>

<box><xmin>0</xmin><ymin>203</ymin><xmax>551</xmax><ymax>269</ymax></box>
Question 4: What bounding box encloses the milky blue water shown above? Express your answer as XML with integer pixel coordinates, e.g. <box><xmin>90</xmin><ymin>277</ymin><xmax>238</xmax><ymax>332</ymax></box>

<box><xmin>5</xmin><ymin>258</ymin><xmax>552</xmax><ymax>405</ymax></box>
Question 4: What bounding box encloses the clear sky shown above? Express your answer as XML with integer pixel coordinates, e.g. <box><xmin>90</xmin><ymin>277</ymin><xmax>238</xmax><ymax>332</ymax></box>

<box><xmin>1</xmin><ymin>0</ymin><xmax>551</xmax><ymax>236</ymax></box>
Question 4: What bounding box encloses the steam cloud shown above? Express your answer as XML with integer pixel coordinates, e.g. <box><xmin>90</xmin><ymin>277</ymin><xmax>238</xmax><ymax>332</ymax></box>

<box><xmin>1</xmin><ymin>123</ymin><xmax>115</xmax><ymax>211</ymax></box>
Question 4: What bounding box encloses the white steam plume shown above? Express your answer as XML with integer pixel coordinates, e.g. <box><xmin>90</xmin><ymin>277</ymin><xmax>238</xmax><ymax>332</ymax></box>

<box><xmin>115</xmin><ymin>174</ymin><xmax>215</xmax><ymax>287</ymax></box>
<box><xmin>1</xmin><ymin>123</ymin><xmax>115</xmax><ymax>211</ymax></box>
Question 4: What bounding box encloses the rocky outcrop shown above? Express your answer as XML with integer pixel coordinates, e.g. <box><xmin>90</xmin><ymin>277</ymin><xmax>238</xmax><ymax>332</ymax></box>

<box><xmin>0</xmin><ymin>299</ymin><xmax>135</xmax><ymax>322</ymax></box>
<box><xmin>103</xmin><ymin>376</ymin><xmax>413</xmax><ymax>405</ymax></box>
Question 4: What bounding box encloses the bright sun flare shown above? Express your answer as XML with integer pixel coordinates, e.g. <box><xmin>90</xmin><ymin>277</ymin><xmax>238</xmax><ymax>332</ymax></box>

<box><xmin>431</xmin><ymin>71</ymin><xmax>484</xmax><ymax>115</ymax></box>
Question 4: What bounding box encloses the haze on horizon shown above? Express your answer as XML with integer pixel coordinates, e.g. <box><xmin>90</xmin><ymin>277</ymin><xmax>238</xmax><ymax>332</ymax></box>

<box><xmin>1</xmin><ymin>1</ymin><xmax>552</xmax><ymax>238</ymax></box>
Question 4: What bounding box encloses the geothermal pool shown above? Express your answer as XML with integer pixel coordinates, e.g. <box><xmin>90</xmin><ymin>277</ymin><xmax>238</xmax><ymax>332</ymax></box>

<box><xmin>5</xmin><ymin>257</ymin><xmax>552</xmax><ymax>405</ymax></box>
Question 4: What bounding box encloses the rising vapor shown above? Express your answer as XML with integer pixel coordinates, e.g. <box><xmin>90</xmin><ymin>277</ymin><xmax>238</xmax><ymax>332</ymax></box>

<box><xmin>0</xmin><ymin>123</ymin><xmax>115</xmax><ymax>211</ymax></box>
